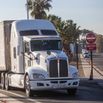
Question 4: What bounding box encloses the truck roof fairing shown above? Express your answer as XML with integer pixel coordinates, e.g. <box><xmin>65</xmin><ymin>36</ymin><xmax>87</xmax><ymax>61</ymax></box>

<box><xmin>12</xmin><ymin>19</ymin><xmax>57</xmax><ymax>32</ymax></box>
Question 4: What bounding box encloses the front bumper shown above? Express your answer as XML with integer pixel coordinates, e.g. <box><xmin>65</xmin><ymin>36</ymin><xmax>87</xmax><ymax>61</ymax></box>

<box><xmin>29</xmin><ymin>78</ymin><xmax>80</xmax><ymax>90</ymax></box>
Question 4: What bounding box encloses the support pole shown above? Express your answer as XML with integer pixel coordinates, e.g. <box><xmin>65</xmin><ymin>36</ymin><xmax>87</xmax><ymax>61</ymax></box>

<box><xmin>89</xmin><ymin>51</ymin><xmax>93</xmax><ymax>80</ymax></box>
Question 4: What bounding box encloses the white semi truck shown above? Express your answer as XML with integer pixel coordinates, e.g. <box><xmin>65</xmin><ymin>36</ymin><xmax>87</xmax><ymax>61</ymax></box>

<box><xmin>0</xmin><ymin>19</ymin><xmax>79</xmax><ymax>97</ymax></box>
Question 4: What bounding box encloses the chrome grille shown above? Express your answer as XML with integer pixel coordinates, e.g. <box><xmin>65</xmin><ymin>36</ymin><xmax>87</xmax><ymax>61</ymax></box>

<box><xmin>49</xmin><ymin>59</ymin><xmax>68</xmax><ymax>77</ymax></box>
<box><xmin>59</xmin><ymin>59</ymin><xmax>68</xmax><ymax>77</ymax></box>
<box><xmin>49</xmin><ymin>60</ymin><xmax>58</xmax><ymax>77</ymax></box>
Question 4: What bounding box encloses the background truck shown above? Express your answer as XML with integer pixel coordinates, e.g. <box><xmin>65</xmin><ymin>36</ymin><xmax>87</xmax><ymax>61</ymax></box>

<box><xmin>0</xmin><ymin>19</ymin><xmax>79</xmax><ymax>97</ymax></box>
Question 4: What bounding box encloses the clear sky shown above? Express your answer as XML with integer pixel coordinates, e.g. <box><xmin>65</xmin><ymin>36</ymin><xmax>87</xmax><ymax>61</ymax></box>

<box><xmin>0</xmin><ymin>0</ymin><xmax>103</xmax><ymax>34</ymax></box>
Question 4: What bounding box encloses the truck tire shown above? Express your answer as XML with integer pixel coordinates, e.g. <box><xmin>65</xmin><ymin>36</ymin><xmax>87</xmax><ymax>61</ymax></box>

<box><xmin>5</xmin><ymin>73</ymin><xmax>10</xmax><ymax>90</ymax></box>
<box><xmin>25</xmin><ymin>75</ymin><xmax>34</xmax><ymax>97</ymax></box>
<box><xmin>67</xmin><ymin>88</ymin><xmax>77</xmax><ymax>95</ymax></box>
<box><xmin>1</xmin><ymin>73</ymin><xmax>5</xmax><ymax>89</ymax></box>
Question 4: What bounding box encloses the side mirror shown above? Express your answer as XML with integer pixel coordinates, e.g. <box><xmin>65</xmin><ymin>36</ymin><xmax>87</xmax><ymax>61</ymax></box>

<box><xmin>35</xmin><ymin>53</ymin><xmax>40</xmax><ymax>60</ymax></box>
<box><xmin>47</xmin><ymin>50</ymin><xmax>51</xmax><ymax>55</ymax></box>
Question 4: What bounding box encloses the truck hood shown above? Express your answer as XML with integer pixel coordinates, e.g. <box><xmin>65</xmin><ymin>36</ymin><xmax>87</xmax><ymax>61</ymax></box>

<box><xmin>27</xmin><ymin>51</ymin><xmax>68</xmax><ymax>77</ymax></box>
<box><xmin>26</xmin><ymin>51</ymin><xmax>70</xmax><ymax>78</ymax></box>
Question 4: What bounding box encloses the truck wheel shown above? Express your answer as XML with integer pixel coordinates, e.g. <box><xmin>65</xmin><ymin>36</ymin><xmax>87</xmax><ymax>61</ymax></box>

<box><xmin>1</xmin><ymin>73</ymin><xmax>5</xmax><ymax>89</ymax></box>
<box><xmin>67</xmin><ymin>88</ymin><xmax>77</xmax><ymax>95</ymax></box>
<box><xmin>25</xmin><ymin>75</ymin><xmax>34</xmax><ymax>97</ymax></box>
<box><xmin>5</xmin><ymin>73</ymin><xmax>10</xmax><ymax>90</ymax></box>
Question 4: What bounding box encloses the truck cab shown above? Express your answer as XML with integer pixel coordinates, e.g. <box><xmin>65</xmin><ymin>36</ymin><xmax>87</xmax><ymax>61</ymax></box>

<box><xmin>1</xmin><ymin>20</ymin><xmax>79</xmax><ymax>97</ymax></box>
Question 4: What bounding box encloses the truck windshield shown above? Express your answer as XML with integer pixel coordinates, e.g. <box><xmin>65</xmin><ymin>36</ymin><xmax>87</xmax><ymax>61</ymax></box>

<box><xmin>30</xmin><ymin>40</ymin><xmax>62</xmax><ymax>51</ymax></box>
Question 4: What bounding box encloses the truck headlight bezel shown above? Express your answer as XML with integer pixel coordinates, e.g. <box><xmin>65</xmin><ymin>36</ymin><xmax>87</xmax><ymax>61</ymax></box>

<box><xmin>32</xmin><ymin>73</ymin><xmax>45</xmax><ymax>79</ymax></box>
<box><xmin>72</xmin><ymin>72</ymin><xmax>79</xmax><ymax>78</ymax></box>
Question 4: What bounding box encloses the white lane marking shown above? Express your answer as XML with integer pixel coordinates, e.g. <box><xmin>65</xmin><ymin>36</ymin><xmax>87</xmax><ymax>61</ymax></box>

<box><xmin>0</xmin><ymin>89</ymin><xmax>42</xmax><ymax>103</ymax></box>
<box><xmin>0</xmin><ymin>93</ymin><xmax>18</xmax><ymax>103</ymax></box>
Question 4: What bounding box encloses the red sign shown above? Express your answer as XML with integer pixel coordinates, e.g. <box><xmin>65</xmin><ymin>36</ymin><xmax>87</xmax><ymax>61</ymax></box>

<box><xmin>86</xmin><ymin>43</ymin><xmax>96</xmax><ymax>51</ymax></box>
<box><xmin>86</xmin><ymin>33</ymin><xmax>96</xmax><ymax>43</ymax></box>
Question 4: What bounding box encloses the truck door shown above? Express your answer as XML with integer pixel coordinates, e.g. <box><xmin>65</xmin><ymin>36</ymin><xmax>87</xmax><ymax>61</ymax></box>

<box><xmin>12</xmin><ymin>46</ymin><xmax>18</xmax><ymax>72</ymax></box>
<box><xmin>24</xmin><ymin>41</ymin><xmax>32</xmax><ymax>70</ymax></box>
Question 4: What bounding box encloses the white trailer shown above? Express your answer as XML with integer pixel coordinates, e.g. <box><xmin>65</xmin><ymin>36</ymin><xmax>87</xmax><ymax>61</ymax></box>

<box><xmin>0</xmin><ymin>20</ymin><xmax>79</xmax><ymax>97</ymax></box>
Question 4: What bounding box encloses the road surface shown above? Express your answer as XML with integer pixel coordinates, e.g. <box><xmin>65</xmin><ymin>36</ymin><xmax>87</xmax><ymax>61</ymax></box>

<box><xmin>0</xmin><ymin>79</ymin><xmax>103</xmax><ymax>103</ymax></box>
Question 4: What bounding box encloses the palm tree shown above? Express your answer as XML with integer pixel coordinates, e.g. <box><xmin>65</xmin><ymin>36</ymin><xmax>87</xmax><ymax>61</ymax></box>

<box><xmin>28</xmin><ymin>0</ymin><xmax>52</xmax><ymax>19</ymax></box>
<box><xmin>48</xmin><ymin>14</ymin><xmax>62</xmax><ymax>32</ymax></box>
<box><xmin>62</xmin><ymin>20</ymin><xmax>80</xmax><ymax>44</ymax></box>
<box><xmin>48</xmin><ymin>14</ymin><xmax>80</xmax><ymax>44</ymax></box>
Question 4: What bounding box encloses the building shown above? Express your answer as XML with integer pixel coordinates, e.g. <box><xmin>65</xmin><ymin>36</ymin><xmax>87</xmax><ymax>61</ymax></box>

<box><xmin>96</xmin><ymin>34</ymin><xmax>103</xmax><ymax>53</ymax></box>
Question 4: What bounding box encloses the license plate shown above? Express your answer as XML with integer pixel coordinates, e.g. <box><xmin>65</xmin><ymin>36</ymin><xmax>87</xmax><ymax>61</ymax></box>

<box><xmin>52</xmin><ymin>84</ymin><xmax>66</xmax><ymax>88</ymax></box>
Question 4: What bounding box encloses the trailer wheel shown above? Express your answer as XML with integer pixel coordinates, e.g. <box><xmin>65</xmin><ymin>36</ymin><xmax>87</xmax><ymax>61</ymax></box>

<box><xmin>67</xmin><ymin>88</ymin><xmax>77</xmax><ymax>95</ymax></box>
<box><xmin>25</xmin><ymin>75</ymin><xmax>34</xmax><ymax>97</ymax></box>
<box><xmin>1</xmin><ymin>73</ymin><xmax>5</xmax><ymax>89</ymax></box>
<box><xmin>5</xmin><ymin>73</ymin><xmax>10</xmax><ymax>90</ymax></box>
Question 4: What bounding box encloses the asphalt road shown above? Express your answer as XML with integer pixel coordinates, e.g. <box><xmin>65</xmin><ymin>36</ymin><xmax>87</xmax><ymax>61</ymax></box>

<box><xmin>0</xmin><ymin>79</ymin><xmax>103</xmax><ymax>103</ymax></box>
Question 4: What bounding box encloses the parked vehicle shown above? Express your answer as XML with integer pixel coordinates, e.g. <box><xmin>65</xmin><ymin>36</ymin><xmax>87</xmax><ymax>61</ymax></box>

<box><xmin>0</xmin><ymin>20</ymin><xmax>79</xmax><ymax>97</ymax></box>
<box><xmin>82</xmin><ymin>49</ymin><xmax>90</xmax><ymax>58</ymax></box>
<box><xmin>83</xmin><ymin>52</ymin><xmax>90</xmax><ymax>58</ymax></box>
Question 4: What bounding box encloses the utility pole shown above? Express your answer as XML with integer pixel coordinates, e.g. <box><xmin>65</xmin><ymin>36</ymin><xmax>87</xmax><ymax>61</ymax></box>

<box><xmin>76</xmin><ymin>42</ymin><xmax>79</xmax><ymax>69</ymax></box>
<box><xmin>76</xmin><ymin>39</ymin><xmax>79</xmax><ymax>70</ymax></box>
<box><xmin>26</xmin><ymin>0</ymin><xmax>29</xmax><ymax>19</ymax></box>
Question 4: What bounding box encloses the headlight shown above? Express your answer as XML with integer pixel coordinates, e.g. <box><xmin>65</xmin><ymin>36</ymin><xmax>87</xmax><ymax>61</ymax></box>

<box><xmin>72</xmin><ymin>72</ymin><xmax>79</xmax><ymax>78</ymax></box>
<box><xmin>33</xmin><ymin>73</ymin><xmax>45</xmax><ymax>79</ymax></box>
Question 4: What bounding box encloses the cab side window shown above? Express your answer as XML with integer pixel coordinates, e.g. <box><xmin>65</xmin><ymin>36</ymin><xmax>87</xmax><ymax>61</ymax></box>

<box><xmin>24</xmin><ymin>42</ymin><xmax>29</xmax><ymax>53</ymax></box>
<box><xmin>13</xmin><ymin>47</ymin><xmax>16</xmax><ymax>58</ymax></box>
